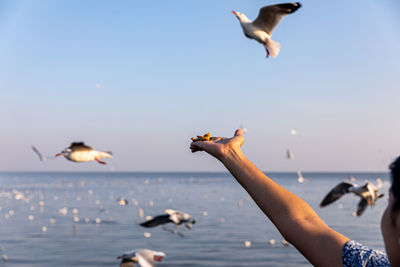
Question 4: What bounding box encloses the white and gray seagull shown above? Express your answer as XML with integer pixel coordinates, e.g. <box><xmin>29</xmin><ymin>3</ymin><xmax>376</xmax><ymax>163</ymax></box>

<box><xmin>55</xmin><ymin>142</ymin><xmax>112</xmax><ymax>164</ymax></box>
<box><xmin>320</xmin><ymin>181</ymin><xmax>384</xmax><ymax>216</ymax></box>
<box><xmin>140</xmin><ymin>209</ymin><xmax>196</xmax><ymax>229</ymax></box>
<box><xmin>117</xmin><ymin>249</ymin><xmax>165</xmax><ymax>267</ymax></box>
<box><xmin>232</xmin><ymin>2</ymin><xmax>301</xmax><ymax>58</ymax></box>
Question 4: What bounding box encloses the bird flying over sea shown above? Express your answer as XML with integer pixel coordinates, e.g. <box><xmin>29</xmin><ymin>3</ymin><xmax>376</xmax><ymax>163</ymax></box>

<box><xmin>232</xmin><ymin>2</ymin><xmax>301</xmax><ymax>58</ymax></box>
<box><xmin>117</xmin><ymin>197</ymin><xmax>128</xmax><ymax>206</ymax></box>
<box><xmin>55</xmin><ymin>142</ymin><xmax>112</xmax><ymax>164</ymax></box>
<box><xmin>320</xmin><ymin>181</ymin><xmax>384</xmax><ymax>216</ymax></box>
<box><xmin>286</xmin><ymin>149</ymin><xmax>294</xmax><ymax>159</ymax></box>
<box><xmin>140</xmin><ymin>209</ymin><xmax>195</xmax><ymax>229</ymax></box>
<box><xmin>117</xmin><ymin>249</ymin><xmax>165</xmax><ymax>267</ymax></box>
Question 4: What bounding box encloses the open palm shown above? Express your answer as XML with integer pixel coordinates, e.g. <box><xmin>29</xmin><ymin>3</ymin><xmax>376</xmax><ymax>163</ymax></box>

<box><xmin>190</xmin><ymin>129</ymin><xmax>244</xmax><ymax>160</ymax></box>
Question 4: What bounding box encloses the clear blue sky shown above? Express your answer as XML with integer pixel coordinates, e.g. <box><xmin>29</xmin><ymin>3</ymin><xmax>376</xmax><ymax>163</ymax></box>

<box><xmin>1</xmin><ymin>0</ymin><xmax>399</xmax><ymax>172</ymax></box>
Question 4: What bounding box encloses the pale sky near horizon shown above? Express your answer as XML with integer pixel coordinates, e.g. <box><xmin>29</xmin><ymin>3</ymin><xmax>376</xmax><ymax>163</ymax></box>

<box><xmin>1</xmin><ymin>0</ymin><xmax>399</xmax><ymax>172</ymax></box>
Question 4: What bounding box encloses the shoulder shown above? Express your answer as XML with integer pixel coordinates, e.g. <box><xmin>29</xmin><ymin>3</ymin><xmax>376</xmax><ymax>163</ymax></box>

<box><xmin>342</xmin><ymin>240</ymin><xmax>390</xmax><ymax>267</ymax></box>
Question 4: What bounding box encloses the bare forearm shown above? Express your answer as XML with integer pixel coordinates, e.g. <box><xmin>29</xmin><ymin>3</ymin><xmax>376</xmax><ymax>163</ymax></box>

<box><xmin>220</xmin><ymin>148</ymin><xmax>319</xmax><ymax>232</ymax></box>
<box><xmin>219</xmin><ymin>148</ymin><xmax>348</xmax><ymax>266</ymax></box>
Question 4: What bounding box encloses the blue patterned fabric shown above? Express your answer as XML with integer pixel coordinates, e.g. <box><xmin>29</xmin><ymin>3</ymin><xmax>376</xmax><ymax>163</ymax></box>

<box><xmin>342</xmin><ymin>240</ymin><xmax>390</xmax><ymax>266</ymax></box>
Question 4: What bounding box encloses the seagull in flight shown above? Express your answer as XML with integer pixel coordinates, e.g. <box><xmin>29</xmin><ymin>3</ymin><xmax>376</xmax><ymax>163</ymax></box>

<box><xmin>286</xmin><ymin>149</ymin><xmax>294</xmax><ymax>159</ymax></box>
<box><xmin>320</xmin><ymin>181</ymin><xmax>384</xmax><ymax>216</ymax></box>
<box><xmin>117</xmin><ymin>249</ymin><xmax>165</xmax><ymax>267</ymax></box>
<box><xmin>232</xmin><ymin>2</ymin><xmax>301</xmax><ymax>58</ymax></box>
<box><xmin>117</xmin><ymin>197</ymin><xmax>128</xmax><ymax>206</ymax></box>
<box><xmin>55</xmin><ymin>142</ymin><xmax>112</xmax><ymax>164</ymax></box>
<box><xmin>140</xmin><ymin>209</ymin><xmax>195</xmax><ymax>229</ymax></box>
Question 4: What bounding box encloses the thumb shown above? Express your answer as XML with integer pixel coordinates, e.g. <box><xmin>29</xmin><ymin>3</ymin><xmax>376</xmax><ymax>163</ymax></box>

<box><xmin>234</xmin><ymin>129</ymin><xmax>243</xmax><ymax>137</ymax></box>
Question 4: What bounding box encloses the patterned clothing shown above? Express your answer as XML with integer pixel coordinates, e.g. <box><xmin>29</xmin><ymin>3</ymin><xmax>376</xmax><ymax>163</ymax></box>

<box><xmin>342</xmin><ymin>240</ymin><xmax>390</xmax><ymax>266</ymax></box>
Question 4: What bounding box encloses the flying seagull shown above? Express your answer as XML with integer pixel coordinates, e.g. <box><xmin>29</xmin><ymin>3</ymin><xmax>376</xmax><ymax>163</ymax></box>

<box><xmin>117</xmin><ymin>249</ymin><xmax>165</xmax><ymax>267</ymax></box>
<box><xmin>55</xmin><ymin>142</ymin><xmax>112</xmax><ymax>164</ymax></box>
<box><xmin>232</xmin><ymin>2</ymin><xmax>301</xmax><ymax>58</ymax></box>
<box><xmin>140</xmin><ymin>209</ymin><xmax>196</xmax><ymax>229</ymax></box>
<box><xmin>117</xmin><ymin>197</ymin><xmax>128</xmax><ymax>206</ymax></box>
<box><xmin>320</xmin><ymin>181</ymin><xmax>384</xmax><ymax>216</ymax></box>
<box><xmin>286</xmin><ymin>149</ymin><xmax>294</xmax><ymax>159</ymax></box>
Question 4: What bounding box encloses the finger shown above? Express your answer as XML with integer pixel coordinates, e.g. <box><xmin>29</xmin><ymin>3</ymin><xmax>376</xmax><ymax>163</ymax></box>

<box><xmin>190</xmin><ymin>147</ymin><xmax>203</xmax><ymax>152</ymax></box>
<box><xmin>234</xmin><ymin>129</ymin><xmax>243</xmax><ymax>137</ymax></box>
<box><xmin>191</xmin><ymin>141</ymin><xmax>205</xmax><ymax>150</ymax></box>
<box><xmin>190</xmin><ymin>143</ymin><xmax>204</xmax><ymax>151</ymax></box>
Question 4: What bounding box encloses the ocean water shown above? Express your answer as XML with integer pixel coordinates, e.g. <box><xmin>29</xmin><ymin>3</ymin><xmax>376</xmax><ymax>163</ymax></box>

<box><xmin>0</xmin><ymin>172</ymin><xmax>390</xmax><ymax>266</ymax></box>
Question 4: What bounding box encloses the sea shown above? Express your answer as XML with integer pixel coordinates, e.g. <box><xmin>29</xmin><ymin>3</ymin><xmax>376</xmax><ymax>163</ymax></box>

<box><xmin>0</xmin><ymin>172</ymin><xmax>390</xmax><ymax>266</ymax></box>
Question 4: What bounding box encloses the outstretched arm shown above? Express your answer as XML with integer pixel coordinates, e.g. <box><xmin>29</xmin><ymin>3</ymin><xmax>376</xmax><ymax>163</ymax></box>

<box><xmin>190</xmin><ymin>129</ymin><xmax>349</xmax><ymax>267</ymax></box>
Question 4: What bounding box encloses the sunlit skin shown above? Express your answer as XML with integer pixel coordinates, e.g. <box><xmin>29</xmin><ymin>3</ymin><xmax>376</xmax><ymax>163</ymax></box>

<box><xmin>191</xmin><ymin>129</ymin><xmax>400</xmax><ymax>266</ymax></box>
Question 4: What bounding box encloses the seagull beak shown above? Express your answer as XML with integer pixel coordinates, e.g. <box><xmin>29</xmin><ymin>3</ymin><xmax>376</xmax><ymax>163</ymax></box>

<box><xmin>232</xmin><ymin>11</ymin><xmax>237</xmax><ymax>16</ymax></box>
<box><xmin>55</xmin><ymin>153</ymin><xmax>62</xmax><ymax>157</ymax></box>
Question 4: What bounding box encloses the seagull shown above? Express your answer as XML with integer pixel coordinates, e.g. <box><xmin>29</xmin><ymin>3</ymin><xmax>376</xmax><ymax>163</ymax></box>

<box><xmin>297</xmin><ymin>170</ymin><xmax>304</xmax><ymax>183</ymax></box>
<box><xmin>117</xmin><ymin>249</ymin><xmax>165</xmax><ymax>267</ymax></box>
<box><xmin>320</xmin><ymin>181</ymin><xmax>384</xmax><ymax>216</ymax></box>
<box><xmin>232</xmin><ymin>2</ymin><xmax>301</xmax><ymax>58</ymax></box>
<box><xmin>117</xmin><ymin>197</ymin><xmax>128</xmax><ymax>206</ymax></box>
<box><xmin>55</xmin><ymin>142</ymin><xmax>112</xmax><ymax>164</ymax></box>
<box><xmin>286</xmin><ymin>149</ymin><xmax>294</xmax><ymax>159</ymax></box>
<box><xmin>140</xmin><ymin>209</ymin><xmax>196</xmax><ymax>229</ymax></box>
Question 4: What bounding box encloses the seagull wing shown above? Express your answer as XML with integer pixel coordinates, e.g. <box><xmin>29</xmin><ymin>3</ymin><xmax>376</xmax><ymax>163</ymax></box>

<box><xmin>164</xmin><ymin>209</ymin><xmax>177</xmax><ymax>215</ymax></box>
<box><xmin>137</xmin><ymin>250</ymin><xmax>155</xmax><ymax>267</ymax></box>
<box><xmin>169</xmin><ymin>213</ymin><xmax>181</xmax><ymax>224</ymax></box>
<box><xmin>69</xmin><ymin>142</ymin><xmax>93</xmax><ymax>151</ymax></box>
<box><xmin>32</xmin><ymin>146</ymin><xmax>45</xmax><ymax>161</ymax></box>
<box><xmin>252</xmin><ymin>2</ymin><xmax>301</xmax><ymax>35</ymax></box>
<box><xmin>355</xmin><ymin>198</ymin><xmax>369</xmax><ymax>216</ymax></box>
<box><xmin>320</xmin><ymin>182</ymin><xmax>354</xmax><ymax>207</ymax></box>
<box><xmin>140</xmin><ymin>214</ymin><xmax>172</xmax><ymax>227</ymax></box>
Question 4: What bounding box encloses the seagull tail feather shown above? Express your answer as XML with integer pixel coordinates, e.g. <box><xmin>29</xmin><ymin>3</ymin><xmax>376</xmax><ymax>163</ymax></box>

<box><xmin>266</xmin><ymin>38</ymin><xmax>280</xmax><ymax>58</ymax></box>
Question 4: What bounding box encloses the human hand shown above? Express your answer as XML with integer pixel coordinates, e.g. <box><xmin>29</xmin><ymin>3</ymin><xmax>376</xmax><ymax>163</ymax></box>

<box><xmin>190</xmin><ymin>129</ymin><xmax>244</xmax><ymax>160</ymax></box>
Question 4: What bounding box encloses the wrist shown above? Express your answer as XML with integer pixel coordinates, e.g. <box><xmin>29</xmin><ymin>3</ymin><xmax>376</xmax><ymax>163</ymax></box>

<box><xmin>219</xmin><ymin>146</ymin><xmax>245</xmax><ymax>165</ymax></box>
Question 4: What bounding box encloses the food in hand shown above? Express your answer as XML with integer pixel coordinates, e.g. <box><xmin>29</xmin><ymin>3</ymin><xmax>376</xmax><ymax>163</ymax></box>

<box><xmin>191</xmin><ymin>132</ymin><xmax>213</xmax><ymax>142</ymax></box>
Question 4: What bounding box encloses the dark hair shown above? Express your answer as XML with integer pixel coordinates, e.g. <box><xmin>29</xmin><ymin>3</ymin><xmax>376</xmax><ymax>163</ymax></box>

<box><xmin>389</xmin><ymin>156</ymin><xmax>400</xmax><ymax>226</ymax></box>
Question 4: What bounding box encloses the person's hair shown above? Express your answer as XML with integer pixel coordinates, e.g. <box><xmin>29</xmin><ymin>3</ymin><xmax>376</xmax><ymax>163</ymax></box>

<box><xmin>389</xmin><ymin>156</ymin><xmax>400</xmax><ymax>226</ymax></box>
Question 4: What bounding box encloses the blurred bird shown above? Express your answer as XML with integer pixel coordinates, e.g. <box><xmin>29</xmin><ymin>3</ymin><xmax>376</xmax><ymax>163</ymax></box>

<box><xmin>55</xmin><ymin>142</ymin><xmax>112</xmax><ymax>164</ymax></box>
<box><xmin>117</xmin><ymin>197</ymin><xmax>128</xmax><ymax>206</ymax></box>
<box><xmin>297</xmin><ymin>171</ymin><xmax>304</xmax><ymax>183</ymax></box>
<box><xmin>117</xmin><ymin>249</ymin><xmax>165</xmax><ymax>267</ymax></box>
<box><xmin>140</xmin><ymin>209</ymin><xmax>195</xmax><ymax>229</ymax></box>
<box><xmin>232</xmin><ymin>2</ymin><xmax>301</xmax><ymax>58</ymax></box>
<box><xmin>320</xmin><ymin>181</ymin><xmax>384</xmax><ymax>216</ymax></box>
<box><xmin>286</xmin><ymin>149</ymin><xmax>294</xmax><ymax>159</ymax></box>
